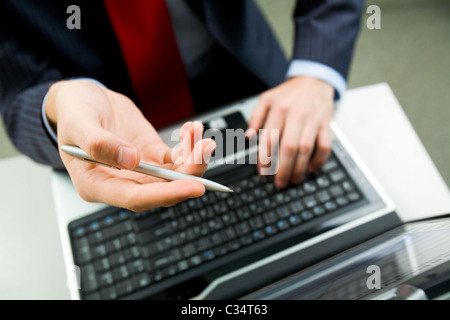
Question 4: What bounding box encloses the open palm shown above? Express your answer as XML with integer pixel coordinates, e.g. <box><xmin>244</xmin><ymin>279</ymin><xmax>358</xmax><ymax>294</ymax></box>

<box><xmin>50</xmin><ymin>80</ymin><xmax>215</xmax><ymax>212</ymax></box>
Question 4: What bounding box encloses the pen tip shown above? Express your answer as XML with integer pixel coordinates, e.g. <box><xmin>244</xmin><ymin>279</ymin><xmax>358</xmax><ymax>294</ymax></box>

<box><xmin>228</xmin><ymin>189</ymin><xmax>234</xmax><ymax>193</ymax></box>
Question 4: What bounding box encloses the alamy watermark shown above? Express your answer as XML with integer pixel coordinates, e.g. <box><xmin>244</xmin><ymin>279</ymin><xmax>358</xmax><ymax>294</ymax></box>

<box><xmin>366</xmin><ymin>265</ymin><xmax>381</xmax><ymax>290</ymax></box>
<box><xmin>366</xmin><ymin>4</ymin><xmax>381</xmax><ymax>30</ymax></box>
<box><xmin>66</xmin><ymin>5</ymin><xmax>81</xmax><ymax>30</ymax></box>
<box><xmin>169</xmin><ymin>126</ymin><xmax>280</xmax><ymax>175</ymax></box>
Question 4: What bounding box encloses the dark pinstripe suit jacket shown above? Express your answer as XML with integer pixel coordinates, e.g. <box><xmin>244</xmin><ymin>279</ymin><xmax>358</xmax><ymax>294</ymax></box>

<box><xmin>0</xmin><ymin>0</ymin><xmax>363</xmax><ymax>169</ymax></box>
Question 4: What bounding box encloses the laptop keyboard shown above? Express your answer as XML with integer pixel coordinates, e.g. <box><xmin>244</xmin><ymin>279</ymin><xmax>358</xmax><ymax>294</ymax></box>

<box><xmin>69</xmin><ymin>153</ymin><xmax>364</xmax><ymax>300</ymax></box>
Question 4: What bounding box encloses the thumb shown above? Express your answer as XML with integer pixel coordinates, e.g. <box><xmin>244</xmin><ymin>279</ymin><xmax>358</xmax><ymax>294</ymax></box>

<box><xmin>77</xmin><ymin>128</ymin><xmax>140</xmax><ymax>170</ymax></box>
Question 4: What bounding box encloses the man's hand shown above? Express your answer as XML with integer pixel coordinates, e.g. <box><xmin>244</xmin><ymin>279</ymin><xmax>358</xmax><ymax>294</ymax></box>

<box><xmin>46</xmin><ymin>80</ymin><xmax>215</xmax><ymax>212</ymax></box>
<box><xmin>247</xmin><ymin>76</ymin><xmax>335</xmax><ymax>188</ymax></box>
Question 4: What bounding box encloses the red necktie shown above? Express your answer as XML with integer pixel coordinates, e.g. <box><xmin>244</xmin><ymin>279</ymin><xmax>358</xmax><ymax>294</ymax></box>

<box><xmin>103</xmin><ymin>0</ymin><xmax>195</xmax><ymax>129</ymax></box>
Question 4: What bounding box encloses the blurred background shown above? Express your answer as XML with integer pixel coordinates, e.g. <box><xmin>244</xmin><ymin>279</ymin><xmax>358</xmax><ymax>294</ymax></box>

<box><xmin>1</xmin><ymin>0</ymin><xmax>449</xmax><ymax>187</ymax></box>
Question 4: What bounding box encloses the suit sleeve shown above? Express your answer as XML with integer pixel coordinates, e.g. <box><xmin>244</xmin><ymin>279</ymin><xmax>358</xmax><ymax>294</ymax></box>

<box><xmin>0</xmin><ymin>1</ymin><xmax>64</xmax><ymax>169</ymax></box>
<box><xmin>291</xmin><ymin>0</ymin><xmax>364</xmax><ymax>81</ymax></box>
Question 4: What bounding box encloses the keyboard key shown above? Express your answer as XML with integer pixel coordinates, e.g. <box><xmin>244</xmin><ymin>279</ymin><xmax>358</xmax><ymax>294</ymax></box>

<box><xmin>240</xmin><ymin>235</ymin><xmax>253</xmax><ymax>246</ymax></box>
<box><xmin>223</xmin><ymin>227</ymin><xmax>237</xmax><ymax>240</ymax></box>
<box><xmin>113</xmin><ymin>265</ymin><xmax>130</xmax><ymax>281</ymax></box>
<box><xmin>262</xmin><ymin>198</ymin><xmax>276</xmax><ymax>210</ymax></box>
<box><xmin>263</xmin><ymin>211</ymin><xmax>277</xmax><ymax>225</ymax></box>
<box><xmin>118</xmin><ymin>209</ymin><xmax>129</xmax><ymax>220</ymax></box>
<box><xmin>125</xmin><ymin>232</ymin><xmax>137</xmax><ymax>245</ymax></box>
<box><xmin>149</xmin><ymin>249</ymin><xmax>181</xmax><ymax>270</ymax></box>
<box><xmin>177</xmin><ymin>260</ymin><xmax>189</xmax><ymax>272</ymax></box>
<box><xmin>81</xmin><ymin>264</ymin><xmax>98</xmax><ymax>293</ymax></box>
<box><xmin>301</xmin><ymin>211</ymin><xmax>314</xmax><ymax>221</ymax></box>
<box><xmin>136</xmin><ymin>213</ymin><xmax>165</xmax><ymax>231</ymax></box>
<box><xmin>342</xmin><ymin>180</ymin><xmax>355</xmax><ymax>191</ymax></box>
<box><xmin>103</xmin><ymin>215</ymin><xmax>114</xmax><ymax>226</ymax></box>
<box><xmin>317</xmin><ymin>190</ymin><xmax>331</xmax><ymax>203</ymax></box>
<box><xmin>227</xmin><ymin>240</ymin><xmax>241</xmax><ymax>251</ymax></box>
<box><xmin>236</xmin><ymin>207</ymin><xmax>251</xmax><ymax>220</ymax></box>
<box><xmin>133</xmin><ymin>273</ymin><xmax>151</xmax><ymax>288</ymax></box>
<box><xmin>336</xmin><ymin>196</ymin><xmax>349</xmax><ymax>207</ymax></box>
<box><xmin>196</xmin><ymin>237</ymin><xmax>212</xmax><ymax>252</ymax></box>
<box><xmin>110</xmin><ymin>251</ymin><xmax>127</xmax><ymax>266</ymax></box>
<box><xmin>98</xmin><ymin>272</ymin><xmax>114</xmax><ymax>287</ymax></box>
<box><xmin>248</xmin><ymin>216</ymin><xmax>264</xmax><ymax>231</ymax></box>
<box><xmin>277</xmin><ymin>220</ymin><xmax>289</xmax><ymax>231</ymax></box>
<box><xmin>100</xmin><ymin>286</ymin><xmax>118</xmax><ymax>300</ymax></box>
<box><xmin>110</xmin><ymin>238</ymin><xmax>124</xmax><ymax>251</ymax></box>
<box><xmin>236</xmin><ymin>221</ymin><xmax>251</xmax><ymax>236</ymax></box>
<box><xmin>202</xmin><ymin>250</ymin><xmax>215</xmax><ymax>261</ymax></box>
<box><xmin>316</xmin><ymin>176</ymin><xmax>331</xmax><ymax>188</ymax></box>
<box><xmin>90</xmin><ymin>230</ymin><xmax>105</xmax><ymax>244</ymax></box>
<box><xmin>227</xmin><ymin>197</ymin><xmax>243</xmax><ymax>209</ymax></box>
<box><xmin>181</xmin><ymin>243</ymin><xmax>196</xmax><ymax>258</ymax></box>
<box><xmin>210</xmin><ymin>232</ymin><xmax>225</xmax><ymax>246</ymax></box>
<box><xmin>95</xmin><ymin>257</ymin><xmax>111</xmax><ymax>272</ymax></box>
<box><xmin>276</xmin><ymin>205</ymin><xmax>291</xmax><ymax>219</ymax></box>
<box><xmin>304</xmin><ymin>196</ymin><xmax>317</xmax><ymax>208</ymax></box>
<box><xmin>249</xmin><ymin>202</ymin><xmax>264</xmax><ymax>215</ymax></box>
<box><xmin>303</xmin><ymin>182</ymin><xmax>317</xmax><ymax>194</ymax></box>
<box><xmin>89</xmin><ymin>221</ymin><xmax>100</xmax><ymax>232</ymax></box>
<box><xmin>322</xmin><ymin>159</ymin><xmax>338</xmax><ymax>172</ymax></box>
<box><xmin>252</xmin><ymin>230</ymin><xmax>265</xmax><ymax>241</ymax></box>
<box><xmin>92</xmin><ymin>244</ymin><xmax>108</xmax><ymax>258</ymax></box>
<box><xmin>289</xmin><ymin>215</ymin><xmax>302</xmax><ymax>226</ymax></box>
<box><xmin>214</xmin><ymin>245</ymin><xmax>229</xmax><ymax>256</ymax></box>
<box><xmin>128</xmin><ymin>259</ymin><xmax>145</xmax><ymax>274</ymax></box>
<box><xmin>290</xmin><ymin>200</ymin><xmax>304</xmax><ymax>214</ymax></box>
<box><xmin>116</xmin><ymin>278</ymin><xmax>136</xmax><ymax>296</ymax></box>
<box><xmin>73</xmin><ymin>227</ymin><xmax>85</xmax><ymax>238</ymax></box>
<box><xmin>75</xmin><ymin>237</ymin><xmax>92</xmax><ymax>263</ymax></box>
<box><xmin>265</xmin><ymin>225</ymin><xmax>277</xmax><ymax>236</ymax></box>
<box><xmin>313</xmin><ymin>206</ymin><xmax>326</xmax><ymax>216</ymax></box>
<box><xmin>330</xmin><ymin>170</ymin><xmax>345</xmax><ymax>182</ymax></box>
<box><xmin>139</xmin><ymin>223</ymin><xmax>173</xmax><ymax>243</ymax></box>
<box><xmin>189</xmin><ymin>255</ymin><xmax>202</xmax><ymax>266</ymax></box>
<box><xmin>324</xmin><ymin>201</ymin><xmax>337</xmax><ymax>211</ymax></box>
<box><xmin>85</xmin><ymin>292</ymin><xmax>101</xmax><ymax>300</ymax></box>
<box><xmin>201</xmin><ymin>192</ymin><xmax>216</xmax><ymax>205</ymax></box>
<box><xmin>330</xmin><ymin>185</ymin><xmax>344</xmax><ymax>197</ymax></box>
<box><xmin>108</xmin><ymin>221</ymin><xmax>133</xmax><ymax>239</ymax></box>
<box><xmin>348</xmin><ymin>192</ymin><xmax>361</xmax><ymax>202</ymax></box>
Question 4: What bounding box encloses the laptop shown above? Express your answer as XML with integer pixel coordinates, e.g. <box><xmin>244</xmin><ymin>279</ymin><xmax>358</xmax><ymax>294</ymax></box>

<box><xmin>241</xmin><ymin>215</ymin><xmax>450</xmax><ymax>300</ymax></box>
<box><xmin>52</xmin><ymin>96</ymin><xmax>400</xmax><ymax>300</ymax></box>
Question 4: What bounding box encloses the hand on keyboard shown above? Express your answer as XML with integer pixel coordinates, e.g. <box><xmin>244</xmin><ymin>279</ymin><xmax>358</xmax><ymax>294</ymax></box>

<box><xmin>247</xmin><ymin>76</ymin><xmax>335</xmax><ymax>188</ymax></box>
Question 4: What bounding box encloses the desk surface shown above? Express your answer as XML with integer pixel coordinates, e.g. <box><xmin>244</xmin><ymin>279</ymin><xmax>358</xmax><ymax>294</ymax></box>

<box><xmin>1</xmin><ymin>83</ymin><xmax>449</xmax><ymax>299</ymax></box>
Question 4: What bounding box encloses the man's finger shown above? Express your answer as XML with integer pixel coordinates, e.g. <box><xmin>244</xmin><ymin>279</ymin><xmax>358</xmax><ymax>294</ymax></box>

<box><xmin>257</xmin><ymin>108</ymin><xmax>285</xmax><ymax>175</ymax></box>
<box><xmin>247</xmin><ymin>93</ymin><xmax>271</xmax><ymax>137</ymax></box>
<box><xmin>274</xmin><ymin>116</ymin><xmax>303</xmax><ymax>188</ymax></box>
<box><xmin>308</xmin><ymin>125</ymin><xmax>332</xmax><ymax>172</ymax></box>
<box><xmin>290</xmin><ymin>121</ymin><xmax>319</xmax><ymax>184</ymax></box>
<box><xmin>180</xmin><ymin>138</ymin><xmax>216</xmax><ymax>176</ymax></box>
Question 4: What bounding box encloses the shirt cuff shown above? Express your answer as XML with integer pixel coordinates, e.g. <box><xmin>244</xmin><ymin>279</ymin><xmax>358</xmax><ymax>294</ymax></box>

<box><xmin>286</xmin><ymin>60</ymin><xmax>347</xmax><ymax>100</ymax></box>
<box><xmin>41</xmin><ymin>78</ymin><xmax>106</xmax><ymax>144</ymax></box>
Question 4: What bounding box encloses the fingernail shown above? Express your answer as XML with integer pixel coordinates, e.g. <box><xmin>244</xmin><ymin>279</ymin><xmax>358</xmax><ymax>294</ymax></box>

<box><xmin>245</xmin><ymin>129</ymin><xmax>256</xmax><ymax>139</ymax></box>
<box><xmin>117</xmin><ymin>146</ymin><xmax>137</xmax><ymax>168</ymax></box>
<box><xmin>203</xmin><ymin>142</ymin><xmax>216</xmax><ymax>163</ymax></box>
<box><xmin>205</xmin><ymin>141</ymin><xmax>216</xmax><ymax>154</ymax></box>
<box><xmin>275</xmin><ymin>178</ymin><xmax>286</xmax><ymax>189</ymax></box>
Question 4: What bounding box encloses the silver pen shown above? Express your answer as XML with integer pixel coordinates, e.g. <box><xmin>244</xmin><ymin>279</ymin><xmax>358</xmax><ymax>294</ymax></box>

<box><xmin>61</xmin><ymin>145</ymin><xmax>233</xmax><ymax>193</ymax></box>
